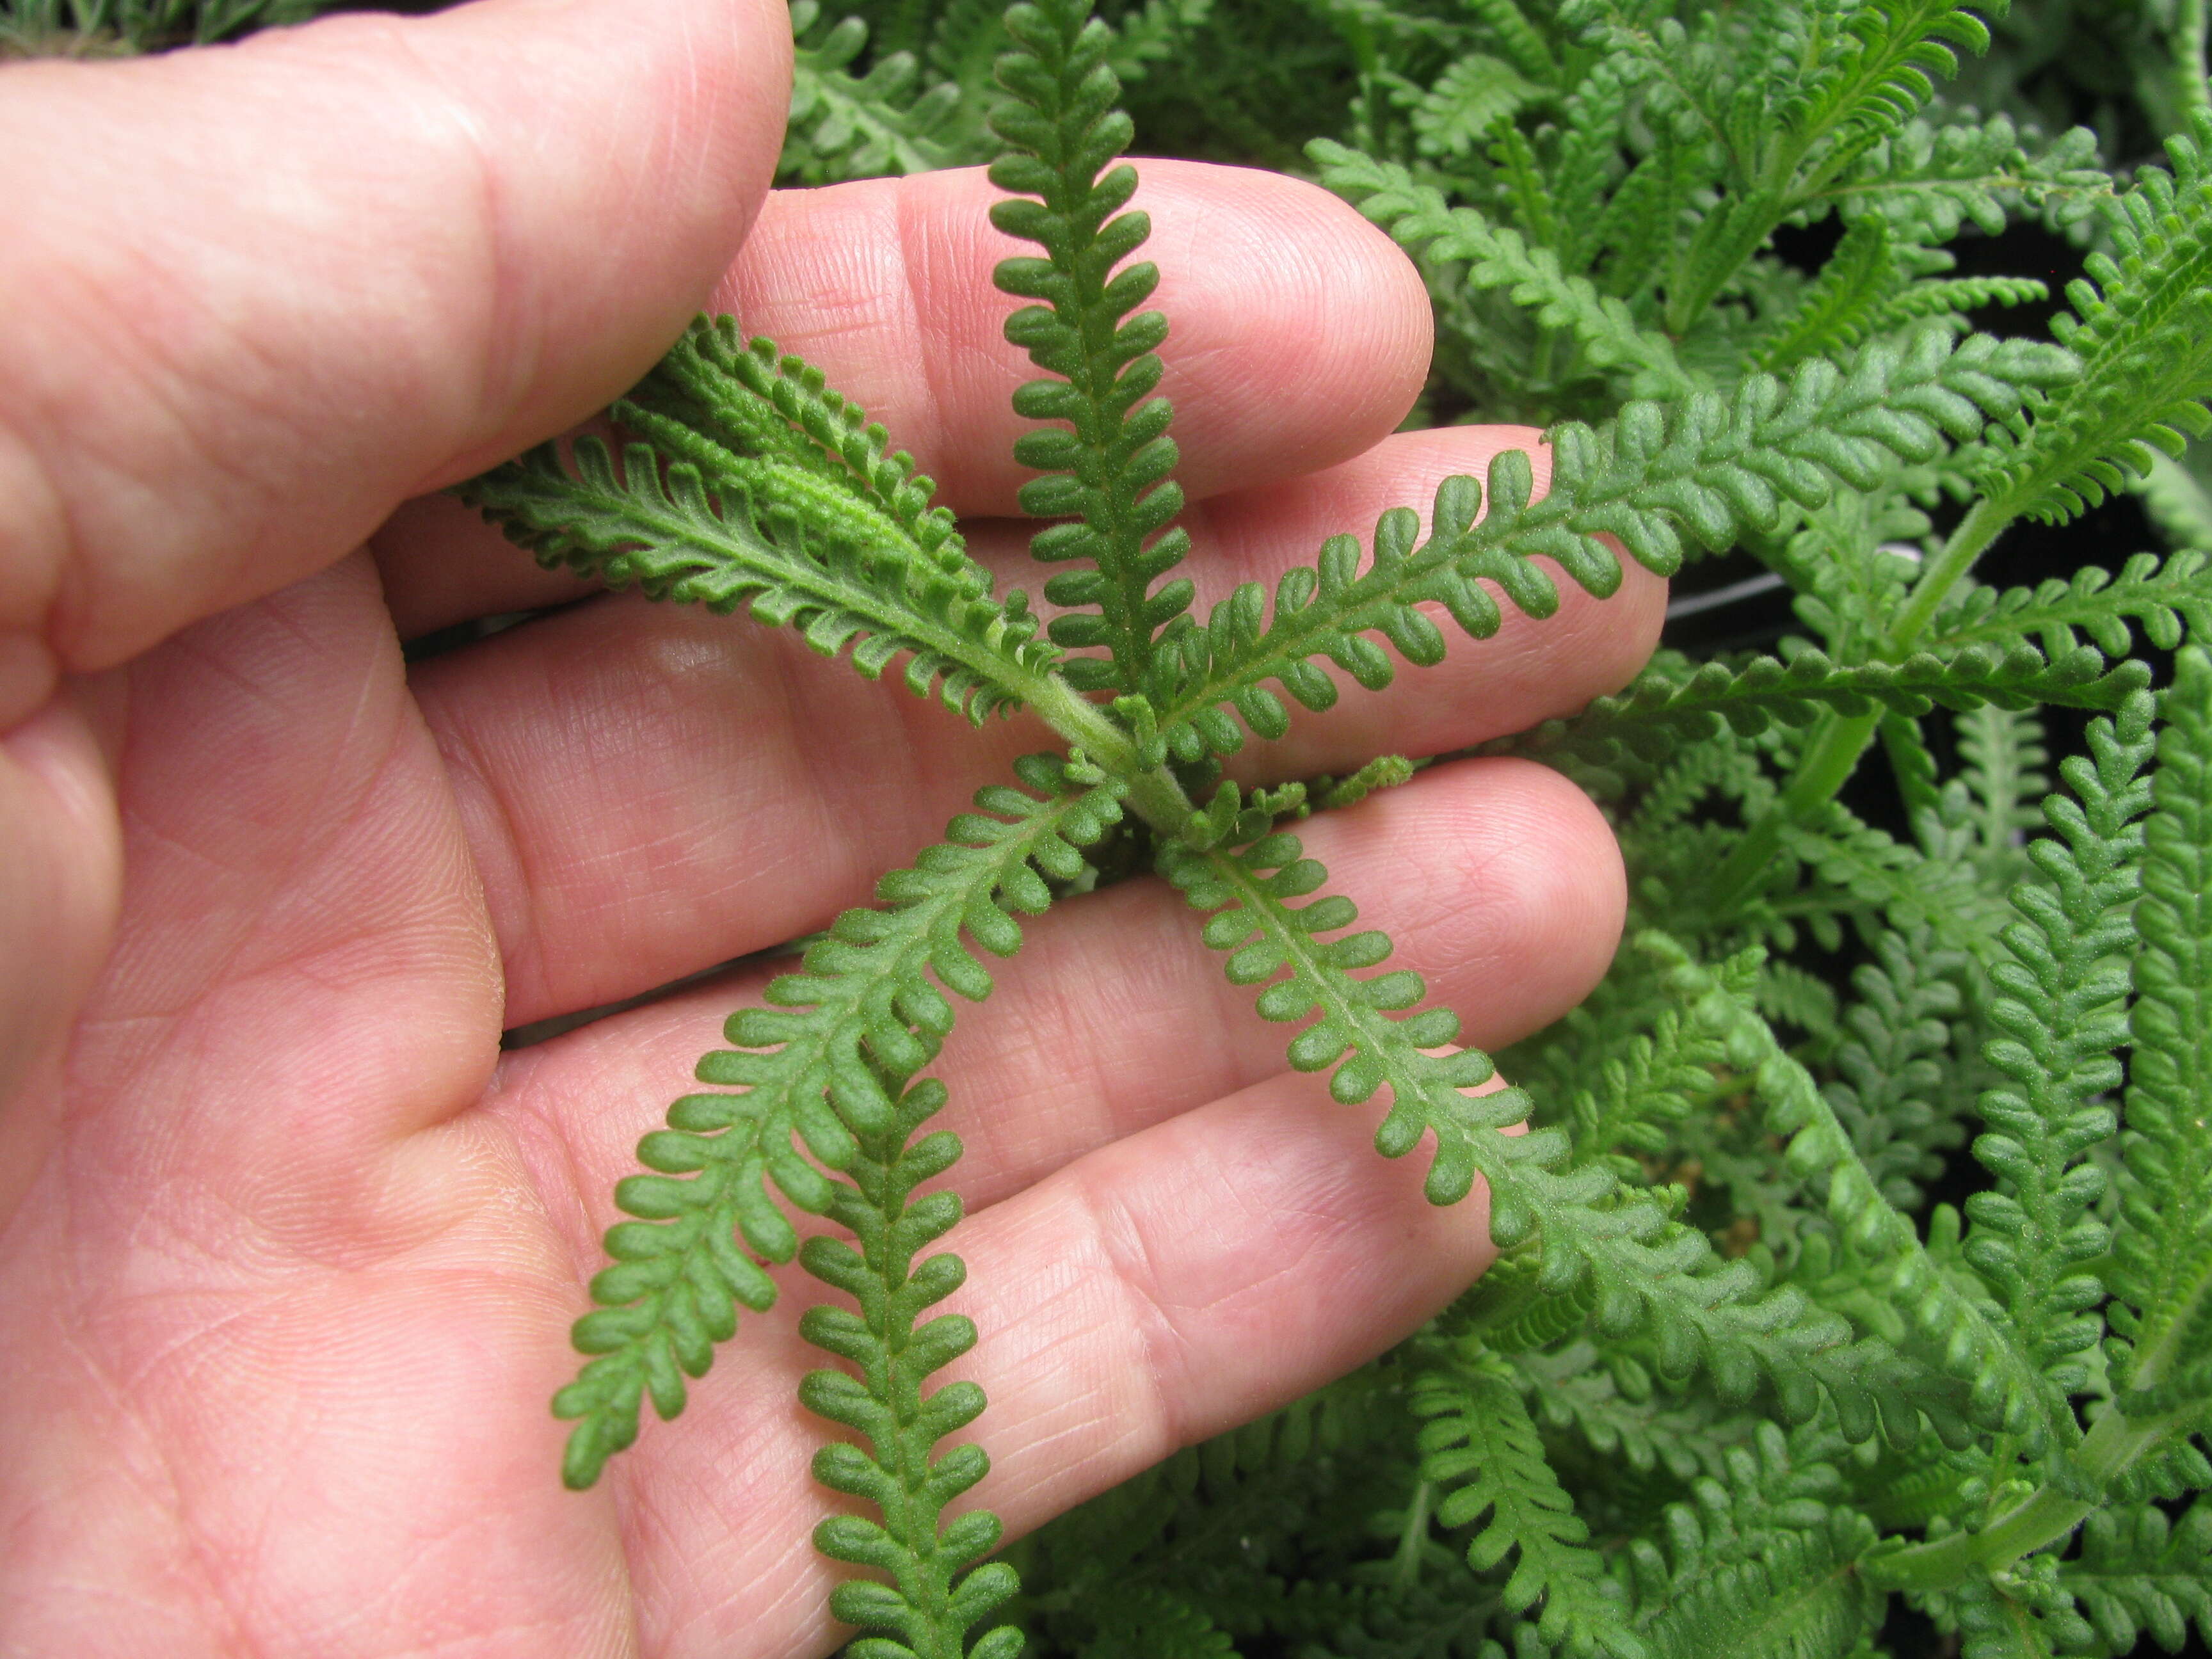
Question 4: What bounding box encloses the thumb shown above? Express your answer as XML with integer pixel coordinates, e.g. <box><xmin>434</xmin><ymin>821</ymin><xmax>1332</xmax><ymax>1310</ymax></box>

<box><xmin>0</xmin><ymin>0</ymin><xmax>790</xmax><ymax>724</ymax></box>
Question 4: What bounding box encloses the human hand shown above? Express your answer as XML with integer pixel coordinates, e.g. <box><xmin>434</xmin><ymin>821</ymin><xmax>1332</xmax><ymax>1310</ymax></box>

<box><xmin>0</xmin><ymin>1</ymin><xmax>1663</xmax><ymax>1653</ymax></box>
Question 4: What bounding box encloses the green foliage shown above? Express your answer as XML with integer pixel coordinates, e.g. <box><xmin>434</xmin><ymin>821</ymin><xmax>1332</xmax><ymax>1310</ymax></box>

<box><xmin>1160</xmin><ymin>827</ymin><xmax>1525</xmax><ymax>1208</ymax></box>
<box><xmin>1480</xmin><ymin>643</ymin><xmax>2149</xmax><ymax>787</ymax></box>
<box><xmin>785</xmin><ymin>0</ymin><xmax>975</xmax><ymax>183</ymax></box>
<box><xmin>459</xmin><ymin>320</ymin><xmax>1061</xmax><ymax>725</ymax></box>
<box><xmin>1412</xmin><ymin>1356</ymin><xmax>1638</xmax><ymax>1656</ymax></box>
<box><xmin>1314</xmin><ymin>148</ymin><xmax>1694</xmax><ymax>398</ymax></box>
<box><xmin>2107</xmin><ymin>649</ymin><xmax>2212</xmax><ymax>1419</ymax></box>
<box><xmin>1962</xmin><ymin>693</ymin><xmax>2154</xmax><ymax>1405</ymax></box>
<box><xmin>801</xmin><ymin>1073</ymin><xmax>1025</xmax><ymax>1659</ymax></box>
<box><xmin>1082</xmin><ymin>1589</ymin><xmax>1239</xmax><ymax>1656</ymax></box>
<box><xmin>990</xmin><ymin>0</ymin><xmax>1194</xmax><ymax>692</ymax></box>
<box><xmin>1927</xmin><ymin>550</ymin><xmax>2212</xmax><ymax>657</ymax></box>
<box><xmin>549</xmin><ymin>760</ymin><xmax>1121</xmax><ymax>1493</ymax></box>
<box><xmin>2065</xmin><ymin>1501</ymin><xmax>2212</xmax><ymax>1654</ymax></box>
<box><xmin>1823</xmin><ymin>923</ymin><xmax>1972</xmax><ymax>1210</ymax></box>
<box><xmin>1611</xmin><ymin>1425</ymin><xmax>1882</xmax><ymax>1659</ymax></box>
<box><xmin>1560</xmin><ymin>1006</ymin><xmax>1722</xmax><ymax>1182</ymax></box>
<box><xmin>1975</xmin><ymin>109</ymin><xmax>2212</xmax><ymax>524</ymax></box>
<box><xmin>444</xmin><ymin>0</ymin><xmax>2212</xmax><ymax>1651</ymax></box>
<box><xmin>1148</xmin><ymin>332</ymin><xmax>2076</xmax><ymax>763</ymax></box>
<box><xmin>0</xmin><ymin>0</ymin><xmax>321</xmax><ymax>52</ymax></box>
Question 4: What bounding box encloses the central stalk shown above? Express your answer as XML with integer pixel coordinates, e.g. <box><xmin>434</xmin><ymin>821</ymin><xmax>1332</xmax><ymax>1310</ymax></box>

<box><xmin>1025</xmin><ymin>675</ymin><xmax>1197</xmax><ymax>832</ymax></box>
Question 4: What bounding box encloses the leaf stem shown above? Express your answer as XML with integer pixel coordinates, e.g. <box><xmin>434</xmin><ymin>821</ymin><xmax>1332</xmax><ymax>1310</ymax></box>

<box><xmin>1025</xmin><ymin>675</ymin><xmax>1196</xmax><ymax>831</ymax></box>
<box><xmin>1861</xmin><ymin>1402</ymin><xmax>2172</xmax><ymax>1591</ymax></box>
<box><xmin>1391</xmin><ymin>1478</ymin><xmax>1436</xmax><ymax>1594</ymax></box>
<box><xmin>1886</xmin><ymin>495</ymin><xmax>2014</xmax><ymax>648</ymax></box>
<box><xmin>1700</xmin><ymin>495</ymin><xmax>2018</xmax><ymax>911</ymax></box>
<box><xmin>2179</xmin><ymin>0</ymin><xmax>2211</xmax><ymax>116</ymax></box>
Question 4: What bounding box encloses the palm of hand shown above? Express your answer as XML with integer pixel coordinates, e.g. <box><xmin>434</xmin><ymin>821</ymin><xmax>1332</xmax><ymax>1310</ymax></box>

<box><xmin>0</xmin><ymin>8</ymin><xmax>1658</xmax><ymax>1656</ymax></box>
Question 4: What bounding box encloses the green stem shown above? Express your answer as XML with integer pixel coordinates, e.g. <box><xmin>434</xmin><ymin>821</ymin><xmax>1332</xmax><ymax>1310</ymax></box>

<box><xmin>1531</xmin><ymin>328</ymin><xmax>1560</xmax><ymax>392</ymax></box>
<box><xmin>1699</xmin><ymin>703</ymin><xmax>1882</xmax><ymax>911</ymax></box>
<box><xmin>1026</xmin><ymin>675</ymin><xmax>1196</xmax><ymax>832</ymax></box>
<box><xmin>2179</xmin><ymin>0</ymin><xmax>2211</xmax><ymax>116</ymax></box>
<box><xmin>1391</xmin><ymin>1479</ymin><xmax>1436</xmax><ymax>1594</ymax></box>
<box><xmin>1862</xmin><ymin>1403</ymin><xmax>2172</xmax><ymax>1592</ymax></box>
<box><xmin>1700</xmin><ymin>495</ymin><xmax>2019</xmax><ymax>913</ymax></box>
<box><xmin>1885</xmin><ymin>496</ymin><xmax>2014</xmax><ymax>652</ymax></box>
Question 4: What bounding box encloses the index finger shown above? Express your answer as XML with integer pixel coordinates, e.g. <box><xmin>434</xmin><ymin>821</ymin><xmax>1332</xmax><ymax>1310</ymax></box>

<box><xmin>373</xmin><ymin>161</ymin><xmax>1435</xmax><ymax>637</ymax></box>
<box><xmin>716</xmin><ymin>161</ymin><xmax>1434</xmax><ymax>513</ymax></box>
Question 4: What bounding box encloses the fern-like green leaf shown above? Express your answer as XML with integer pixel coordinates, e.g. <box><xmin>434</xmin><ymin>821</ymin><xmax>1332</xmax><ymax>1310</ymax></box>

<box><xmin>1315</xmin><ymin>141</ymin><xmax>1695</xmax><ymax>397</ymax></box>
<box><xmin>1943</xmin><ymin>1557</ymin><xmax>2096</xmax><ymax>1659</ymax></box>
<box><xmin>1975</xmin><ymin>109</ymin><xmax>2212</xmax><ymax>524</ymax></box>
<box><xmin>1823</xmin><ymin>112</ymin><xmax>2106</xmax><ymax>243</ymax></box>
<box><xmin>1826</xmin><ymin>922</ymin><xmax>1972</xmax><ymax>1210</ymax></box>
<box><xmin>1613</xmin><ymin>1422</ymin><xmax>1882</xmax><ymax>1659</ymax></box>
<box><xmin>1099</xmin><ymin>0</ymin><xmax>1212</xmax><ymax>83</ymax></box>
<box><xmin>1652</xmin><ymin>934</ymin><xmax>2064</xmax><ymax>1448</ymax></box>
<box><xmin>1148</xmin><ymin>331</ymin><xmax>2074</xmax><ymax>761</ymax></box>
<box><xmin>2064</xmin><ymin>1500</ymin><xmax>2212</xmax><ymax>1654</ymax></box>
<box><xmin>1962</xmin><ymin>691</ymin><xmax>2153</xmax><ymax>1401</ymax></box>
<box><xmin>459</xmin><ymin>326</ymin><xmax>1062</xmax><ymax>726</ymax></box>
<box><xmin>1409</xmin><ymin>54</ymin><xmax>1546</xmax><ymax>159</ymax></box>
<box><xmin>783</xmin><ymin>0</ymin><xmax>973</xmax><ymax>184</ymax></box>
<box><xmin>1754</xmin><ymin>218</ymin><xmax>1908</xmax><ymax>371</ymax></box>
<box><xmin>1082</xmin><ymin>1588</ymin><xmax>1238</xmax><ymax>1656</ymax></box>
<box><xmin>1464</xmin><ymin>0</ymin><xmax>1560</xmax><ymax>83</ymax></box>
<box><xmin>988</xmin><ymin>0</ymin><xmax>1191</xmax><ymax>691</ymax></box>
<box><xmin>1790</xmin><ymin>0</ymin><xmax>2008</xmax><ymax>188</ymax></box>
<box><xmin>1478</xmin><ymin>643</ymin><xmax>2150</xmax><ymax>783</ymax></box>
<box><xmin>2108</xmin><ymin>649</ymin><xmax>2212</xmax><ymax>1420</ymax></box>
<box><xmin>802</xmin><ymin>1077</ymin><xmax>1024</xmax><ymax>1659</ymax></box>
<box><xmin>1927</xmin><ymin>550</ymin><xmax>2212</xmax><ymax>662</ymax></box>
<box><xmin>1412</xmin><ymin>1356</ymin><xmax>1643</xmax><ymax>1658</ymax></box>
<box><xmin>551</xmin><ymin>759</ymin><xmax>1121</xmax><ymax>1489</ymax></box>
<box><xmin>1956</xmin><ymin>703</ymin><xmax>2053</xmax><ymax>874</ymax></box>
<box><xmin>1158</xmin><ymin>824</ymin><xmax>1523</xmax><ymax>1207</ymax></box>
<box><xmin>1564</xmin><ymin>1006</ymin><xmax>1724</xmax><ymax>1181</ymax></box>
<box><xmin>1167</xmin><ymin>842</ymin><xmax>1921</xmax><ymax>1444</ymax></box>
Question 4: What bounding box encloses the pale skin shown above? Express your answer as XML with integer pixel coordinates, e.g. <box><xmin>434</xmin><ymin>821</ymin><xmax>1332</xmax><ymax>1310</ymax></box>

<box><xmin>0</xmin><ymin>0</ymin><xmax>1667</xmax><ymax>1653</ymax></box>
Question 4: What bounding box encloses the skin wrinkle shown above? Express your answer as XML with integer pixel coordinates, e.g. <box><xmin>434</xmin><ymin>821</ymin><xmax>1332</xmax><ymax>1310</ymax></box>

<box><xmin>1154</xmin><ymin>188</ymin><xmax>1384</xmax><ymax>478</ymax></box>
<box><xmin>794</xmin><ymin>641</ymin><xmax>942</xmax><ymax>894</ymax></box>
<box><xmin>0</xmin><ymin>0</ymin><xmax>784</xmax><ymax>693</ymax></box>
<box><xmin>938</xmin><ymin>904</ymin><xmax>1203</xmax><ymax>1176</ymax></box>
<box><xmin>93</xmin><ymin>710</ymin><xmax>374</xmax><ymax>1037</ymax></box>
<box><xmin>374</xmin><ymin>22</ymin><xmax>518</xmax><ymax>470</ymax></box>
<box><xmin>428</xmin><ymin>633</ymin><xmax>577</xmax><ymax>1018</ymax></box>
<box><xmin>616</xmin><ymin>1386</ymin><xmax>821</xmax><ymax>1658</ymax></box>
<box><xmin>477</xmin><ymin>1045</ymin><xmax>607</xmax><ymax>1288</ymax></box>
<box><xmin>154</xmin><ymin>1348</ymin><xmax>292</xmax><ymax>1659</ymax></box>
<box><xmin>121</xmin><ymin>1280</ymin><xmax>527</xmax><ymax>1653</ymax></box>
<box><xmin>16</xmin><ymin>58</ymin><xmax>383</xmax><ymax>666</ymax></box>
<box><xmin>38</xmin><ymin>1296</ymin><xmax>266</xmax><ymax>1659</ymax></box>
<box><xmin>894</xmin><ymin>173</ymin><xmax>961</xmax><ymax>512</ymax></box>
<box><xmin>0</xmin><ymin>175</ymin><xmax>180</xmax><ymax>659</ymax></box>
<box><xmin>752</xmin><ymin>627</ymin><xmax>891</xmax><ymax>946</ymax></box>
<box><xmin>971</xmin><ymin>1215</ymin><xmax>1168</xmax><ymax>1494</ymax></box>
<box><xmin>1062</xmin><ymin>1158</ymin><xmax>1208</xmax><ymax>1454</ymax></box>
<box><xmin>44</xmin><ymin>323</ymin><xmax>253</xmax><ymax>678</ymax></box>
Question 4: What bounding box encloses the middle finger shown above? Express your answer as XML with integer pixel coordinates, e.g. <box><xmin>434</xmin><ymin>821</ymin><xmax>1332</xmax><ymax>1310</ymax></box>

<box><xmin>406</xmin><ymin>428</ymin><xmax>1663</xmax><ymax>1029</ymax></box>
<box><xmin>373</xmin><ymin>159</ymin><xmax>1434</xmax><ymax>638</ymax></box>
